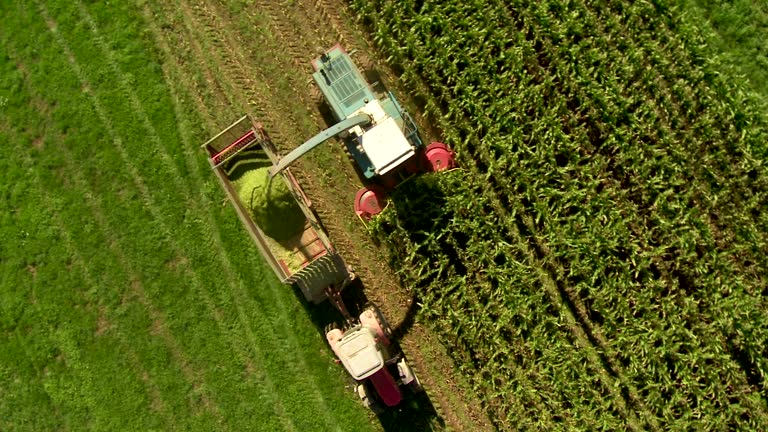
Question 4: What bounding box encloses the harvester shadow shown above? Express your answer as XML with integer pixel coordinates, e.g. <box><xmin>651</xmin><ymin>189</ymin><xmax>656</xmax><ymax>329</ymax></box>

<box><xmin>289</xmin><ymin>278</ymin><xmax>444</xmax><ymax>431</ymax></box>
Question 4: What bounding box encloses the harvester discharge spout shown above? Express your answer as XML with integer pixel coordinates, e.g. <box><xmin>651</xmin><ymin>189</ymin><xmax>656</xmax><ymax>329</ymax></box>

<box><xmin>269</xmin><ymin>113</ymin><xmax>371</xmax><ymax>178</ymax></box>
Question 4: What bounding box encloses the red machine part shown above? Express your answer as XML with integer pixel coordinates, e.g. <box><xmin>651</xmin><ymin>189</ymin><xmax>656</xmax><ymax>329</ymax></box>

<box><xmin>211</xmin><ymin>129</ymin><xmax>256</xmax><ymax>165</ymax></box>
<box><xmin>359</xmin><ymin>308</ymin><xmax>391</xmax><ymax>346</ymax></box>
<box><xmin>368</xmin><ymin>368</ymin><xmax>403</xmax><ymax>407</ymax></box>
<box><xmin>424</xmin><ymin>142</ymin><xmax>456</xmax><ymax>172</ymax></box>
<box><xmin>354</xmin><ymin>185</ymin><xmax>387</xmax><ymax>220</ymax></box>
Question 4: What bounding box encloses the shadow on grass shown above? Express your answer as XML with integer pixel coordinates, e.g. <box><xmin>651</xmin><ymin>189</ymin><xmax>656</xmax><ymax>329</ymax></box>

<box><xmin>290</xmin><ymin>278</ymin><xmax>445</xmax><ymax>431</ymax></box>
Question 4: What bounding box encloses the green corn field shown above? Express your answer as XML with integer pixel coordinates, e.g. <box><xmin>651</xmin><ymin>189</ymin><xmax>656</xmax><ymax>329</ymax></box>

<box><xmin>354</xmin><ymin>0</ymin><xmax>768</xmax><ymax>429</ymax></box>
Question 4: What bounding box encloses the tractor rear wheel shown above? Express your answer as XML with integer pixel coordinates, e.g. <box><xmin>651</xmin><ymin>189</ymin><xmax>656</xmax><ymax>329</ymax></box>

<box><xmin>368</xmin><ymin>303</ymin><xmax>393</xmax><ymax>338</ymax></box>
<box><xmin>360</xmin><ymin>303</ymin><xmax>393</xmax><ymax>344</ymax></box>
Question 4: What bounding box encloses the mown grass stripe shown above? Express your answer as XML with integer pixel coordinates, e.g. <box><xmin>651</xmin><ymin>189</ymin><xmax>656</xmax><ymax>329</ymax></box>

<box><xmin>73</xmin><ymin>3</ymin><xmax>350</xmax><ymax>428</ymax></box>
<box><xmin>39</xmin><ymin>3</ymin><xmax>370</xmax><ymax>430</ymax></box>
<box><xmin>36</xmin><ymin>1</ymin><xmax>225</xmax><ymax>419</ymax></box>
<box><xmin>13</xmin><ymin>12</ymin><xmax>291</xmax><ymax>429</ymax></box>
<box><xmin>0</xmin><ymin>64</ymin><xmax>186</xmax><ymax>432</ymax></box>
<box><xmin>35</xmin><ymin>12</ymin><xmax>296</xmax><ymax>431</ymax></box>
<box><xmin>3</xmin><ymin>2</ymin><xmax>377</xmax><ymax>430</ymax></box>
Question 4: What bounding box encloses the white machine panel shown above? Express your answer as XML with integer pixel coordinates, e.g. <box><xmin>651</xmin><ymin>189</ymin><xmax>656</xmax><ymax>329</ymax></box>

<box><xmin>338</xmin><ymin>328</ymin><xmax>385</xmax><ymax>380</ymax></box>
<box><xmin>352</xmin><ymin>100</ymin><xmax>416</xmax><ymax>175</ymax></box>
<box><xmin>359</xmin><ymin>118</ymin><xmax>415</xmax><ymax>174</ymax></box>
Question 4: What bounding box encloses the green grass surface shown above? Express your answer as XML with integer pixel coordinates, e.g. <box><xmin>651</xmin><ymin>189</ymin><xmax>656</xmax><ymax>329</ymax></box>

<box><xmin>0</xmin><ymin>1</ymin><xmax>379</xmax><ymax>430</ymax></box>
<box><xmin>684</xmin><ymin>0</ymin><xmax>768</xmax><ymax>98</ymax></box>
<box><xmin>353</xmin><ymin>0</ymin><xmax>768</xmax><ymax>429</ymax></box>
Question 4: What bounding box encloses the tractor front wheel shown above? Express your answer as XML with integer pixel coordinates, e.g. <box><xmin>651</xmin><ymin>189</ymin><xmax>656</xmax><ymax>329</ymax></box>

<box><xmin>357</xmin><ymin>383</ymin><xmax>384</xmax><ymax>414</ymax></box>
<box><xmin>354</xmin><ymin>185</ymin><xmax>387</xmax><ymax>220</ymax></box>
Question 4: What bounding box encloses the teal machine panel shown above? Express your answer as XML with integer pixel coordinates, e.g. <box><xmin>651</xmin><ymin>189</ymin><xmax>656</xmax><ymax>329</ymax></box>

<box><xmin>310</xmin><ymin>45</ymin><xmax>424</xmax><ymax>179</ymax></box>
<box><xmin>312</xmin><ymin>46</ymin><xmax>376</xmax><ymax>122</ymax></box>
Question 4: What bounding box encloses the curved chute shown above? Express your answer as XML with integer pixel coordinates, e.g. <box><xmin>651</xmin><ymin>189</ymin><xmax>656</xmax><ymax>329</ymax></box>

<box><xmin>269</xmin><ymin>113</ymin><xmax>371</xmax><ymax>177</ymax></box>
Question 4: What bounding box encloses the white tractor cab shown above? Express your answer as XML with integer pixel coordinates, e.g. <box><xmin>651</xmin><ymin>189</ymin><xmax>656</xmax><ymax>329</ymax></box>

<box><xmin>326</xmin><ymin>305</ymin><xmax>422</xmax><ymax>411</ymax></box>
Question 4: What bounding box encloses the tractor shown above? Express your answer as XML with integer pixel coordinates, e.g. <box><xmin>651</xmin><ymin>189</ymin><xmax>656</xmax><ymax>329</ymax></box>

<box><xmin>326</xmin><ymin>304</ymin><xmax>421</xmax><ymax>412</ymax></box>
<box><xmin>269</xmin><ymin>44</ymin><xmax>456</xmax><ymax>219</ymax></box>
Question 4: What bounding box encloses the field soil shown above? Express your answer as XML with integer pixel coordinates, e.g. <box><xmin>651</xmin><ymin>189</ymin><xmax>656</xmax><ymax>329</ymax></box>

<box><xmin>142</xmin><ymin>0</ymin><xmax>493</xmax><ymax>430</ymax></box>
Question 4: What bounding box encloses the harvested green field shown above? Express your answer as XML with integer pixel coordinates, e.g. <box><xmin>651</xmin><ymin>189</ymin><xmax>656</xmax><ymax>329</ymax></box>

<box><xmin>352</xmin><ymin>0</ymin><xmax>768</xmax><ymax>430</ymax></box>
<box><xmin>0</xmin><ymin>1</ymin><xmax>379</xmax><ymax>430</ymax></box>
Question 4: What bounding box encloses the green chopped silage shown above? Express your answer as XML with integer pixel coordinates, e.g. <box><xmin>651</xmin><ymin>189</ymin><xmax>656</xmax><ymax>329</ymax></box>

<box><xmin>231</xmin><ymin>165</ymin><xmax>306</xmax><ymax>242</ymax></box>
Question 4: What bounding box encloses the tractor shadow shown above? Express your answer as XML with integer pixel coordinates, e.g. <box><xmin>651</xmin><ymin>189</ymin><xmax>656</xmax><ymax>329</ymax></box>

<box><xmin>290</xmin><ymin>278</ymin><xmax>445</xmax><ymax>431</ymax></box>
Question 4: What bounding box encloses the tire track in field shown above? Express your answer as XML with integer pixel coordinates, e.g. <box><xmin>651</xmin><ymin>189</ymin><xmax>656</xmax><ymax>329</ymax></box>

<box><xmin>172</xmin><ymin>0</ymin><xmax>317</xmax><ymax>148</ymax></box>
<box><xmin>42</xmin><ymin>198</ymin><xmax>176</xmax><ymax>428</ymax></box>
<box><xmin>72</xmin><ymin>3</ymin><xmax>342</xmax><ymax>428</ymax></box>
<box><xmin>137</xmin><ymin>11</ymin><xmax>219</xmax><ymax>131</ymax></box>
<box><xmin>37</xmin><ymin>3</ymin><xmax>225</xmax><ymax>420</ymax></box>
<box><xmin>141</xmin><ymin>1</ymin><xmax>488</xmax><ymax>429</ymax></box>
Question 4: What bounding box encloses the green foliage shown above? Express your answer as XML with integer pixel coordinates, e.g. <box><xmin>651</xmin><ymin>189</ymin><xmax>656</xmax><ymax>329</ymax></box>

<box><xmin>354</xmin><ymin>0</ymin><xmax>768</xmax><ymax>429</ymax></box>
<box><xmin>685</xmin><ymin>0</ymin><xmax>768</xmax><ymax>99</ymax></box>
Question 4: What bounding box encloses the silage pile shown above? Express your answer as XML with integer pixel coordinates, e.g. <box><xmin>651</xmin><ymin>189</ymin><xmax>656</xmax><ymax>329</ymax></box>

<box><xmin>232</xmin><ymin>166</ymin><xmax>306</xmax><ymax>242</ymax></box>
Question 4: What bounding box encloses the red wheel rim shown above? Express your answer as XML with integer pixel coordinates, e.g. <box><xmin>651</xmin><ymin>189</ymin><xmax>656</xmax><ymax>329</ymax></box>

<box><xmin>354</xmin><ymin>186</ymin><xmax>387</xmax><ymax>219</ymax></box>
<box><xmin>425</xmin><ymin>142</ymin><xmax>455</xmax><ymax>172</ymax></box>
